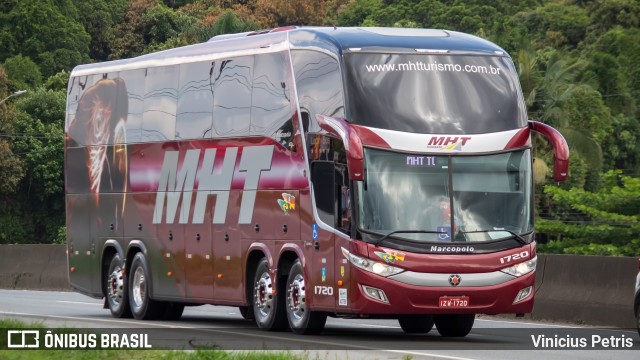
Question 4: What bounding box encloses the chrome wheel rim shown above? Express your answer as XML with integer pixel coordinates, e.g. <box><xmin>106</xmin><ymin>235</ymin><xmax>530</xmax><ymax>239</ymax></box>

<box><xmin>287</xmin><ymin>273</ymin><xmax>306</xmax><ymax>327</ymax></box>
<box><xmin>107</xmin><ymin>265</ymin><xmax>125</xmax><ymax>308</ymax></box>
<box><xmin>131</xmin><ymin>266</ymin><xmax>146</xmax><ymax>310</ymax></box>
<box><xmin>254</xmin><ymin>271</ymin><xmax>274</xmax><ymax>320</ymax></box>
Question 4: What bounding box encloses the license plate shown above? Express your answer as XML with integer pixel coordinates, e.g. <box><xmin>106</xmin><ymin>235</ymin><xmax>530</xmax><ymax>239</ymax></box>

<box><xmin>439</xmin><ymin>296</ymin><xmax>470</xmax><ymax>308</ymax></box>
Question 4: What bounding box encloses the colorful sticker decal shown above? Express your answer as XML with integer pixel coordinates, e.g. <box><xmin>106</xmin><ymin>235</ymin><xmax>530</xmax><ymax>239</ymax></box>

<box><xmin>374</xmin><ymin>248</ymin><xmax>406</xmax><ymax>263</ymax></box>
<box><xmin>321</xmin><ymin>267</ymin><xmax>326</xmax><ymax>282</ymax></box>
<box><xmin>339</xmin><ymin>288</ymin><xmax>347</xmax><ymax>306</ymax></box>
<box><xmin>277</xmin><ymin>193</ymin><xmax>296</xmax><ymax>215</ymax></box>
<box><xmin>340</xmin><ymin>266</ymin><xmax>345</xmax><ymax>277</ymax></box>
<box><xmin>312</xmin><ymin>224</ymin><xmax>318</xmax><ymax>240</ymax></box>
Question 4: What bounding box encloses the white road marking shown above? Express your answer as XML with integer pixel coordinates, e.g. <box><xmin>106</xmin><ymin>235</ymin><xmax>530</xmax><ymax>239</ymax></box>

<box><xmin>56</xmin><ymin>301</ymin><xmax>101</xmax><ymax>306</ymax></box>
<box><xmin>477</xmin><ymin>318</ymin><xmax>572</xmax><ymax>328</ymax></box>
<box><xmin>351</xmin><ymin>323</ymin><xmax>400</xmax><ymax>329</ymax></box>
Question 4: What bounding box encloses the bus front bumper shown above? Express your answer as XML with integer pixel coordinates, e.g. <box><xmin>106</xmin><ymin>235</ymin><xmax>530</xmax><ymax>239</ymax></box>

<box><xmin>348</xmin><ymin>267</ymin><xmax>536</xmax><ymax>315</ymax></box>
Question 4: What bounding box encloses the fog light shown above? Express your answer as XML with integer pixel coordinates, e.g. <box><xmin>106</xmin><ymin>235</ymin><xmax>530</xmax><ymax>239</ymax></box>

<box><xmin>513</xmin><ymin>286</ymin><xmax>533</xmax><ymax>304</ymax></box>
<box><xmin>362</xmin><ymin>285</ymin><xmax>389</xmax><ymax>304</ymax></box>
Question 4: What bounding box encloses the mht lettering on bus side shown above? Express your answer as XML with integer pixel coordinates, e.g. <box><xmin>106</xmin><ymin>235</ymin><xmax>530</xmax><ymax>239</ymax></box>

<box><xmin>152</xmin><ymin>145</ymin><xmax>274</xmax><ymax>225</ymax></box>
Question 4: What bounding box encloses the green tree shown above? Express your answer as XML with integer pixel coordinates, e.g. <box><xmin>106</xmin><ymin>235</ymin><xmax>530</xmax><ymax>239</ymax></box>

<box><xmin>589</xmin><ymin>27</ymin><xmax>640</xmax><ymax>173</ymax></box>
<box><xmin>585</xmin><ymin>0</ymin><xmax>639</xmax><ymax>37</ymax></box>
<box><xmin>45</xmin><ymin>71</ymin><xmax>71</xmax><ymax>92</ymax></box>
<box><xmin>537</xmin><ymin>170</ymin><xmax>640</xmax><ymax>256</ymax></box>
<box><xmin>3</xmin><ymin>55</ymin><xmax>42</xmax><ymax>91</ymax></box>
<box><xmin>108</xmin><ymin>0</ymin><xmax>202</xmax><ymax>57</ymax></box>
<box><xmin>525</xmin><ymin>53</ymin><xmax>606</xmax><ymax>189</ymax></box>
<box><xmin>0</xmin><ymin>0</ymin><xmax>91</xmax><ymax>78</ymax></box>
<box><xmin>107</xmin><ymin>0</ymin><xmax>159</xmax><ymax>59</ymax></box>
<box><xmin>516</xmin><ymin>2</ymin><xmax>589</xmax><ymax>47</ymax></box>
<box><xmin>72</xmin><ymin>0</ymin><xmax>129</xmax><ymax>61</ymax></box>
<box><xmin>0</xmin><ymin>67</ymin><xmax>26</xmax><ymax>196</ymax></box>
<box><xmin>7</xmin><ymin>88</ymin><xmax>66</xmax><ymax>243</ymax></box>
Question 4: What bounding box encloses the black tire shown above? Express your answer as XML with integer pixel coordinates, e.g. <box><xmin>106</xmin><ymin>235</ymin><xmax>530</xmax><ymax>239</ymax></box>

<box><xmin>398</xmin><ymin>315</ymin><xmax>434</xmax><ymax>334</ymax></box>
<box><xmin>252</xmin><ymin>258</ymin><xmax>288</xmax><ymax>331</ymax></box>
<box><xmin>162</xmin><ymin>302</ymin><xmax>185</xmax><ymax>321</ymax></box>
<box><xmin>434</xmin><ymin>314</ymin><xmax>475</xmax><ymax>337</ymax></box>
<box><xmin>239</xmin><ymin>306</ymin><xmax>255</xmax><ymax>320</ymax></box>
<box><xmin>128</xmin><ymin>252</ymin><xmax>165</xmax><ymax>320</ymax></box>
<box><xmin>105</xmin><ymin>254</ymin><xmax>132</xmax><ymax>318</ymax></box>
<box><xmin>285</xmin><ymin>259</ymin><xmax>327</xmax><ymax>334</ymax></box>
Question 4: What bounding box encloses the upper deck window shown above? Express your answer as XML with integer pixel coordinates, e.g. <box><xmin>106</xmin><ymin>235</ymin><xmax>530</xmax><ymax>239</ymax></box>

<box><xmin>292</xmin><ymin>50</ymin><xmax>345</xmax><ymax>133</ymax></box>
<box><xmin>344</xmin><ymin>53</ymin><xmax>526</xmax><ymax>134</ymax></box>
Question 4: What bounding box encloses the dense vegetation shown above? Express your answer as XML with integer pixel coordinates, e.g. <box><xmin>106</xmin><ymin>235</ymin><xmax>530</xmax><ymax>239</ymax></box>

<box><xmin>0</xmin><ymin>0</ymin><xmax>638</xmax><ymax>255</ymax></box>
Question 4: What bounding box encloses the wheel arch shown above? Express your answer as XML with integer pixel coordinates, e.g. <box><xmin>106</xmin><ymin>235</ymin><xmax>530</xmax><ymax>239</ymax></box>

<box><xmin>277</xmin><ymin>244</ymin><xmax>305</xmax><ymax>282</ymax></box>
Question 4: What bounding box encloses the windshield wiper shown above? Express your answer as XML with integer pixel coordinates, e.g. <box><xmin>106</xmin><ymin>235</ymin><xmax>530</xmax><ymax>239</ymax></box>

<box><xmin>371</xmin><ymin>230</ymin><xmax>446</xmax><ymax>246</ymax></box>
<box><xmin>460</xmin><ymin>230</ymin><xmax>528</xmax><ymax>245</ymax></box>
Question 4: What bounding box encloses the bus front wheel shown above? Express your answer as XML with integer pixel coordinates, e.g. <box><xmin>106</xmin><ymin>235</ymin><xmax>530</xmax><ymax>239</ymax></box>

<box><xmin>252</xmin><ymin>258</ymin><xmax>287</xmax><ymax>330</ymax></box>
<box><xmin>398</xmin><ymin>314</ymin><xmax>434</xmax><ymax>333</ymax></box>
<box><xmin>285</xmin><ymin>259</ymin><xmax>327</xmax><ymax>334</ymax></box>
<box><xmin>434</xmin><ymin>314</ymin><xmax>475</xmax><ymax>337</ymax></box>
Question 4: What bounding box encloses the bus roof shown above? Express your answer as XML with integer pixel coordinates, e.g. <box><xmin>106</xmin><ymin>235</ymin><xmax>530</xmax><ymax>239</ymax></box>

<box><xmin>71</xmin><ymin>27</ymin><xmax>508</xmax><ymax>77</ymax></box>
<box><xmin>286</xmin><ymin>27</ymin><xmax>506</xmax><ymax>55</ymax></box>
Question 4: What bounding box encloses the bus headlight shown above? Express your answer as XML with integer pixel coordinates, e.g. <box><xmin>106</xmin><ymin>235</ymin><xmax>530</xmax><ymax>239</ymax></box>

<box><xmin>341</xmin><ymin>247</ymin><xmax>404</xmax><ymax>277</ymax></box>
<box><xmin>501</xmin><ymin>256</ymin><xmax>537</xmax><ymax>277</ymax></box>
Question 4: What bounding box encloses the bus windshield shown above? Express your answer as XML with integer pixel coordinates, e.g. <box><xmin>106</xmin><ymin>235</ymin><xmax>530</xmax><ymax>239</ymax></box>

<box><xmin>356</xmin><ymin>148</ymin><xmax>533</xmax><ymax>243</ymax></box>
<box><xmin>344</xmin><ymin>53</ymin><xmax>527</xmax><ymax>134</ymax></box>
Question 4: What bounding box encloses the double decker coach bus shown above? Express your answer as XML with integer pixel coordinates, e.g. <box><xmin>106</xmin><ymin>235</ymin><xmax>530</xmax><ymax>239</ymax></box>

<box><xmin>65</xmin><ymin>27</ymin><xmax>569</xmax><ymax>337</ymax></box>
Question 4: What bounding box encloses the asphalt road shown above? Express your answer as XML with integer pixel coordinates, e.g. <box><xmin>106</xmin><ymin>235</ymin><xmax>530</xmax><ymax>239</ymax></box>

<box><xmin>0</xmin><ymin>289</ymin><xmax>638</xmax><ymax>359</ymax></box>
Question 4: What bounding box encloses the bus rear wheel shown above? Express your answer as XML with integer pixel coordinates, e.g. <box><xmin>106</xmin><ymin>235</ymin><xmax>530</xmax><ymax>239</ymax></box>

<box><xmin>398</xmin><ymin>314</ymin><xmax>434</xmax><ymax>333</ymax></box>
<box><xmin>105</xmin><ymin>254</ymin><xmax>132</xmax><ymax>318</ymax></box>
<box><xmin>252</xmin><ymin>258</ymin><xmax>287</xmax><ymax>330</ymax></box>
<box><xmin>286</xmin><ymin>259</ymin><xmax>327</xmax><ymax>334</ymax></box>
<box><xmin>434</xmin><ymin>314</ymin><xmax>475</xmax><ymax>337</ymax></box>
<box><xmin>128</xmin><ymin>252</ymin><xmax>165</xmax><ymax>320</ymax></box>
<box><xmin>162</xmin><ymin>302</ymin><xmax>184</xmax><ymax>321</ymax></box>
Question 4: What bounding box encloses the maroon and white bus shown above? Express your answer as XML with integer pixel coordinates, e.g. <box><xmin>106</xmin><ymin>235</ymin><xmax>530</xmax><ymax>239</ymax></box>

<box><xmin>65</xmin><ymin>27</ymin><xmax>569</xmax><ymax>336</ymax></box>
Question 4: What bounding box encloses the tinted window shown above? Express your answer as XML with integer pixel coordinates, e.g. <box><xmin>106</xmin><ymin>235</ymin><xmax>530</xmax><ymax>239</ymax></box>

<box><xmin>292</xmin><ymin>50</ymin><xmax>344</xmax><ymax>133</ymax></box>
<box><xmin>67</xmin><ymin>73</ymin><xmax>128</xmax><ymax>146</ymax></box>
<box><xmin>176</xmin><ymin>61</ymin><xmax>215</xmax><ymax>139</ymax></box>
<box><xmin>143</xmin><ymin>66</ymin><xmax>177</xmax><ymax>142</ymax></box>
<box><xmin>344</xmin><ymin>53</ymin><xmax>527</xmax><ymax>134</ymax></box>
<box><xmin>251</xmin><ymin>52</ymin><xmax>293</xmax><ymax>148</ymax></box>
<box><xmin>212</xmin><ymin>57</ymin><xmax>253</xmax><ymax>137</ymax></box>
<box><xmin>120</xmin><ymin>69</ymin><xmax>144</xmax><ymax>143</ymax></box>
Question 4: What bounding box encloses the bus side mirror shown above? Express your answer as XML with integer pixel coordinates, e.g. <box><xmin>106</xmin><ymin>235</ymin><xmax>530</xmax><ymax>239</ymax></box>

<box><xmin>315</xmin><ymin>115</ymin><xmax>364</xmax><ymax>181</ymax></box>
<box><xmin>529</xmin><ymin>121</ymin><xmax>570</xmax><ymax>182</ymax></box>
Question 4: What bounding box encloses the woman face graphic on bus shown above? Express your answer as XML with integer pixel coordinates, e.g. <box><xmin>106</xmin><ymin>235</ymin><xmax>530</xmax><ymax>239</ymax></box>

<box><xmin>68</xmin><ymin>76</ymin><xmax>129</xmax><ymax>211</ymax></box>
